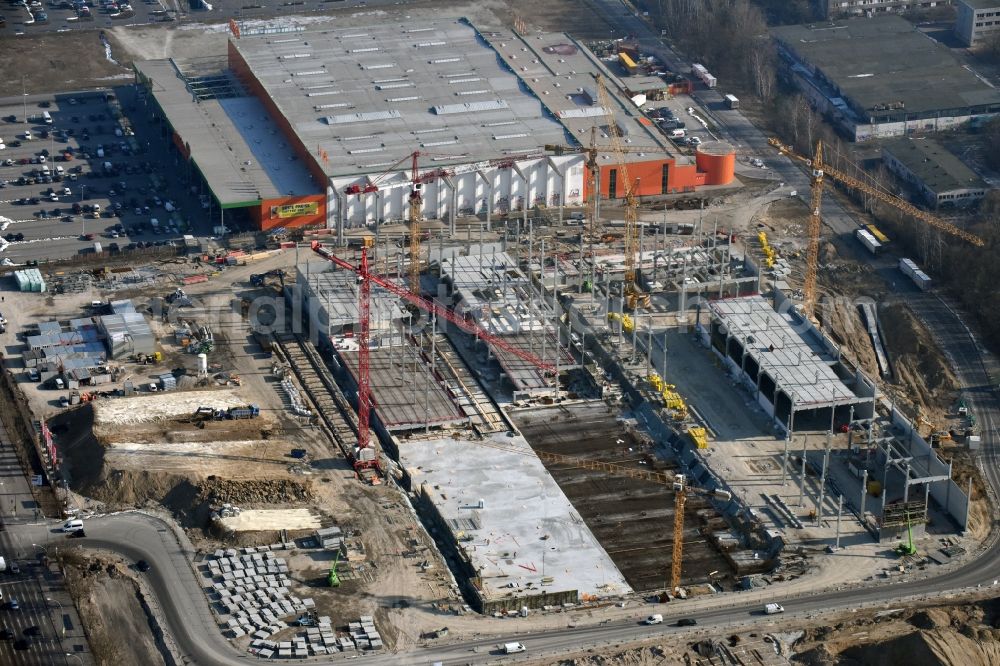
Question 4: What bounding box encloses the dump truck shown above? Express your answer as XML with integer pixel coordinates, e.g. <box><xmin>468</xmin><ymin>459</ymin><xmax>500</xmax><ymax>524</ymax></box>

<box><xmin>227</xmin><ymin>404</ymin><xmax>260</xmax><ymax>420</ymax></box>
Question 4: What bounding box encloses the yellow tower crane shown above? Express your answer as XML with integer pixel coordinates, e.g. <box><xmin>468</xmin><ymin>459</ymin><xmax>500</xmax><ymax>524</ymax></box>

<box><xmin>545</xmin><ymin>75</ymin><xmax>669</xmax><ymax>309</ymax></box>
<box><xmin>768</xmin><ymin>138</ymin><xmax>986</xmax><ymax>316</ymax></box>
<box><xmin>597</xmin><ymin>75</ymin><xmax>650</xmax><ymax>310</ymax></box>
<box><xmin>477</xmin><ymin>440</ymin><xmax>732</xmax><ymax>594</ymax></box>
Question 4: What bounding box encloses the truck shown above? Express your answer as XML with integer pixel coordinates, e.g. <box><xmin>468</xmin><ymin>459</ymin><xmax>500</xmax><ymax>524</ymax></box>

<box><xmin>502</xmin><ymin>642</ymin><xmax>526</xmax><ymax>654</ymax></box>
<box><xmin>227</xmin><ymin>404</ymin><xmax>260</xmax><ymax>420</ymax></box>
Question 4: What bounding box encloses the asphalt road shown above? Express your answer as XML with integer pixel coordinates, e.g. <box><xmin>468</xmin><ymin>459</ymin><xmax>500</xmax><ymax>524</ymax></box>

<box><xmin>1</xmin><ymin>2</ymin><xmax>999</xmax><ymax>664</ymax></box>
<box><xmin>0</xmin><ymin>419</ymin><xmax>91</xmax><ymax>666</ymax></box>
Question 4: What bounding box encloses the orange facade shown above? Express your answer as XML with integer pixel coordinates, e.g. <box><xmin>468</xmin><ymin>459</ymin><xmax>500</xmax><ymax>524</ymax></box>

<box><xmin>254</xmin><ymin>194</ymin><xmax>327</xmax><ymax>230</ymax></box>
<box><xmin>228</xmin><ymin>41</ymin><xmax>328</xmax><ymax>230</ymax></box>
<box><xmin>589</xmin><ymin>153</ymin><xmax>734</xmax><ymax>200</ymax></box>
<box><xmin>695</xmin><ymin>149</ymin><xmax>736</xmax><ymax>186</ymax></box>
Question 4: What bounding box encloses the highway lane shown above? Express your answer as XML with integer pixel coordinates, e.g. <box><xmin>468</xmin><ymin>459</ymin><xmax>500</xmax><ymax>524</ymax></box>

<box><xmin>1</xmin><ymin>4</ymin><xmax>999</xmax><ymax>665</ymax></box>
<box><xmin>0</xmin><ymin>424</ymin><xmax>88</xmax><ymax>665</ymax></box>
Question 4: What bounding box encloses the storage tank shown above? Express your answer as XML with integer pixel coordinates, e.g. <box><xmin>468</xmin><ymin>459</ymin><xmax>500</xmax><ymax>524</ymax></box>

<box><xmin>695</xmin><ymin>141</ymin><xmax>736</xmax><ymax>185</ymax></box>
<box><xmin>198</xmin><ymin>353</ymin><xmax>208</xmax><ymax>375</ymax></box>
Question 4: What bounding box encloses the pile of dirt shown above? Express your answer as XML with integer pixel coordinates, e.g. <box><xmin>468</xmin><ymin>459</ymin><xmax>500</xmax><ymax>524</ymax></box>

<box><xmin>792</xmin><ymin>599</ymin><xmax>1000</xmax><ymax>666</ymax></box>
<box><xmin>818</xmin><ymin>296</ymin><xmax>879</xmax><ymax>378</ymax></box>
<box><xmin>62</xmin><ymin>552</ymin><xmax>169</xmax><ymax>666</ymax></box>
<box><xmin>552</xmin><ymin>644</ymin><xmax>674</xmax><ymax>665</ymax></box>
<box><xmin>878</xmin><ymin>302</ymin><xmax>957</xmax><ymax>422</ymax></box>
<box><xmin>202</xmin><ymin>477</ymin><xmax>313</xmax><ymax>505</ymax></box>
<box><xmin>838</xmin><ymin>628</ymin><xmax>1000</xmax><ymax>666</ymax></box>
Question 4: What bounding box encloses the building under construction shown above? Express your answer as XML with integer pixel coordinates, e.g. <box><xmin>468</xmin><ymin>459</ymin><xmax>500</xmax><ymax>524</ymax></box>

<box><xmin>703</xmin><ymin>294</ymin><xmax>876</xmax><ymax>431</ymax></box>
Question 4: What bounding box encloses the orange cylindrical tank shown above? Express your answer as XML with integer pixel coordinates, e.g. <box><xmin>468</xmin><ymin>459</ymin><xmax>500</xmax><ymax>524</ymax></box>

<box><xmin>695</xmin><ymin>141</ymin><xmax>736</xmax><ymax>185</ymax></box>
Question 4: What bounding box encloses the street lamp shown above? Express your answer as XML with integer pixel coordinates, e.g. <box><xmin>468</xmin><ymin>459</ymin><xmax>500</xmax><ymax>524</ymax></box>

<box><xmin>47</xmin><ymin>597</ymin><xmax>65</xmax><ymax>635</ymax></box>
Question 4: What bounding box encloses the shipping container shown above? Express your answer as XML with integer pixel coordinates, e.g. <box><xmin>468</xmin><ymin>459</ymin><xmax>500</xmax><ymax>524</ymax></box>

<box><xmin>855</xmin><ymin>228</ymin><xmax>881</xmax><ymax>255</ymax></box>
<box><xmin>618</xmin><ymin>52</ymin><xmax>638</xmax><ymax>74</ymax></box>
<box><xmin>691</xmin><ymin>63</ymin><xmax>717</xmax><ymax>88</ymax></box>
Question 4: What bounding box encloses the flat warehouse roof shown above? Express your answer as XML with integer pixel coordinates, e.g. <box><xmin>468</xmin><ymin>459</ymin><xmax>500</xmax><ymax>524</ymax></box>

<box><xmin>229</xmin><ymin>18</ymin><xmax>680</xmax><ymax>178</ymax></box>
<box><xmin>772</xmin><ymin>16</ymin><xmax>1000</xmax><ymax>117</ymax></box>
<box><xmin>882</xmin><ymin>137</ymin><xmax>987</xmax><ymax>193</ymax></box>
<box><xmin>231</xmin><ymin>20</ymin><xmax>570</xmax><ymax>177</ymax></box>
<box><xmin>135</xmin><ymin>59</ymin><xmax>318</xmax><ymax>206</ymax></box>
<box><xmin>710</xmin><ymin>296</ymin><xmax>861</xmax><ymax>408</ymax></box>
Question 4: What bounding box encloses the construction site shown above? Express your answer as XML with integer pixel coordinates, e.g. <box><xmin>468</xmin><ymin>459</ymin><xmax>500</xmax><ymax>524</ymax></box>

<box><xmin>2</xmin><ymin>2</ymin><xmax>995</xmax><ymax>663</ymax></box>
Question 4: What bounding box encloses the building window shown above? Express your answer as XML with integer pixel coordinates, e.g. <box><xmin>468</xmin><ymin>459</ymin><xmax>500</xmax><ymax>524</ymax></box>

<box><xmin>661</xmin><ymin>163</ymin><xmax>670</xmax><ymax>194</ymax></box>
<box><xmin>609</xmin><ymin>168</ymin><xmax>618</xmax><ymax>199</ymax></box>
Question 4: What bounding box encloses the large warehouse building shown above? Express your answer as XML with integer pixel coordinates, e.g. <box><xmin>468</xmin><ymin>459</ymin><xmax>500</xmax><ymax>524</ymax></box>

<box><xmin>135</xmin><ymin>17</ymin><xmax>736</xmax><ymax>234</ymax></box>
<box><xmin>772</xmin><ymin>16</ymin><xmax>1000</xmax><ymax>141</ymax></box>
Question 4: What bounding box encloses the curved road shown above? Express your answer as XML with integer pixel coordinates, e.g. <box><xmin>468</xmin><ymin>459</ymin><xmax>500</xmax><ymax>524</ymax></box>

<box><xmin>7</xmin><ymin>3</ymin><xmax>1000</xmax><ymax>665</ymax></box>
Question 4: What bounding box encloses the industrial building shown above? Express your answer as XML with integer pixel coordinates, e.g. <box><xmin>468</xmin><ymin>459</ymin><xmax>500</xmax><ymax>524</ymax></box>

<box><xmin>955</xmin><ymin>0</ymin><xmax>1000</xmax><ymax>45</ymax></box>
<box><xmin>772</xmin><ymin>16</ymin><xmax>1000</xmax><ymax>141</ymax></box>
<box><xmin>882</xmin><ymin>137</ymin><xmax>989</xmax><ymax>208</ymax></box>
<box><xmin>136</xmin><ymin>17</ymin><xmax>736</xmax><ymax>235</ymax></box>
<box><xmin>702</xmin><ymin>295</ymin><xmax>875</xmax><ymax>430</ymax></box>
<box><xmin>821</xmin><ymin>0</ymin><xmax>952</xmax><ymax>18</ymax></box>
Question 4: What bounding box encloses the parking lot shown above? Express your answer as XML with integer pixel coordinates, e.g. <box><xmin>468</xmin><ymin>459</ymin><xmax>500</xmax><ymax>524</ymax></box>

<box><xmin>0</xmin><ymin>0</ymin><xmax>387</xmax><ymax>37</ymax></box>
<box><xmin>644</xmin><ymin>101</ymin><xmax>713</xmax><ymax>153</ymax></box>
<box><xmin>0</xmin><ymin>0</ymin><xmax>177</xmax><ymax>37</ymax></box>
<box><xmin>0</xmin><ymin>85</ymin><xmax>214</xmax><ymax>263</ymax></box>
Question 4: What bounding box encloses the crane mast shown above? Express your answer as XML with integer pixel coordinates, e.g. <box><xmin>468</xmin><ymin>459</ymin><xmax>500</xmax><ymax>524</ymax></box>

<box><xmin>356</xmin><ymin>241</ymin><xmax>374</xmax><ymax>467</ymax></box>
<box><xmin>805</xmin><ymin>140</ymin><xmax>824</xmax><ymax>316</ymax></box>
<box><xmin>311</xmin><ymin>241</ymin><xmax>559</xmax><ymax>471</ymax></box>
<box><xmin>768</xmin><ymin>137</ymin><xmax>985</xmax><ymax>316</ymax></box>
<box><xmin>408</xmin><ymin>152</ymin><xmax>424</xmax><ymax>294</ymax></box>
<box><xmin>596</xmin><ymin>75</ymin><xmax>649</xmax><ymax>310</ymax></box>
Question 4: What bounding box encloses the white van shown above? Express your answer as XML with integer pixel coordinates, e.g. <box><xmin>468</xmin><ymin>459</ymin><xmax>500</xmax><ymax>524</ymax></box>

<box><xmin>644</xmin><ymin>614</ymin><xmax>663</xmax><ymax>625</ymax></box>
<box><xmin>62</xmin><ymin>519</ymin><xmax>84</xmax><ymax>532</ymax></box>
<box><xmin>22</xmin><ymin>130</ymin><xmax>32</xmax><ymax>141</ymax></box>
<box><xmin>764</xmin><ymin>603</ymin><xmax>785</xmax><ymax>615</ymax></box>
<box><xmin>502</xmin><ymin>642</ymin><xmax>526</xmax><ymax>654</ymax></box>
<box><xmin>42</xmin><ymin>111</ymin><xmax>52</xmax><ymax>124</ymax></box>
<box><xmin>669</xmin><ymin>129</ymin><xmax>686</xmax><ymax>139</ymax></box>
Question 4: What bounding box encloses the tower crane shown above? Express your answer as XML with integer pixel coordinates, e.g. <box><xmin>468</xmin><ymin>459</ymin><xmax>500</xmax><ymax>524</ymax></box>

<box><xmin>545</xmin><ymin>75</ymin><xmax>667</xmax><ymax>309</ymax></box>
<box><xmin>768</xmin><ymin>138</ymin><xmax>985</xmax><ymax>316</ymax></box>
<box><xmin>476</xmin><ymin>439</ymin><xmax>732</xmax><ymax>594</ymax></box>
<box><xmin>311</xmin><ymin>241</ymin><xmax>557</xmax><ymax>471</ymax></box>
<box><xmin>598</xmin><ymin>74</ymin><xmax>650</xmax><ymax>310</ymax></box>
<box><xmin>357</xmin><ymin>150</ymin><xmax>547</xmax><ymax>294</ymax></box>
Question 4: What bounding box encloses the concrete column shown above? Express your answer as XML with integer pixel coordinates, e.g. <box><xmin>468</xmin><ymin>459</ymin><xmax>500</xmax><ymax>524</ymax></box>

<box><xmin>781</xmin><ymin>434</ymin><xmax>789</xmax><ymax>486</ymax></box>
<box><xmin>923</xmin><ymin>483</ymin><xmax>930</xmax><ymax>523</ymax></box>
<box><xmin>835</xmin><ymin>495</ymin><xmax>844</xmax><ymax>549</ymax></box>
<box><xmin>817</xmin><ymin>432</ymin><xmax>831</xmax><ymax>523</ymax></box>
<box><xmin>449</xmin><ymin>176</ymin><xmax>458</xmax><ymax>235</ymax></box>
<box><xmin>798</xmin><ymin>438</ymin><xmax>807</xmax><ymax>507</ymax></box>
<box><xmin>965</xmin><ymin>477</ymin><xmax>973</xmax><ymax>532</ymax></box>
<box><xmin>903</xmin><ymin>462</ymin><xmax>911</xmax><ymax>503</ymax></box>
<box><xmin>860</xmin><ymin>468</ymin><xmax>869</xmax><ymax>525</ymax></box>
<box><xmin>546</xmin><ymin>157</ymin><xmax>565</xmax><ymax>227</ymax></box>
<box><xmin>880</xmin><ymin>453</ymin><xmax>890</xmax><ymax>516</ymax></box>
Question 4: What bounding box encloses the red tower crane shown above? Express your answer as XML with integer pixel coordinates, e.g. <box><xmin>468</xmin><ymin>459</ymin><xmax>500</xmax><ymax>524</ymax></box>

<box><xmin>311</xmin><ymin>241</ymin><xmax>557</xmax><ymax>471</ymax></box>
